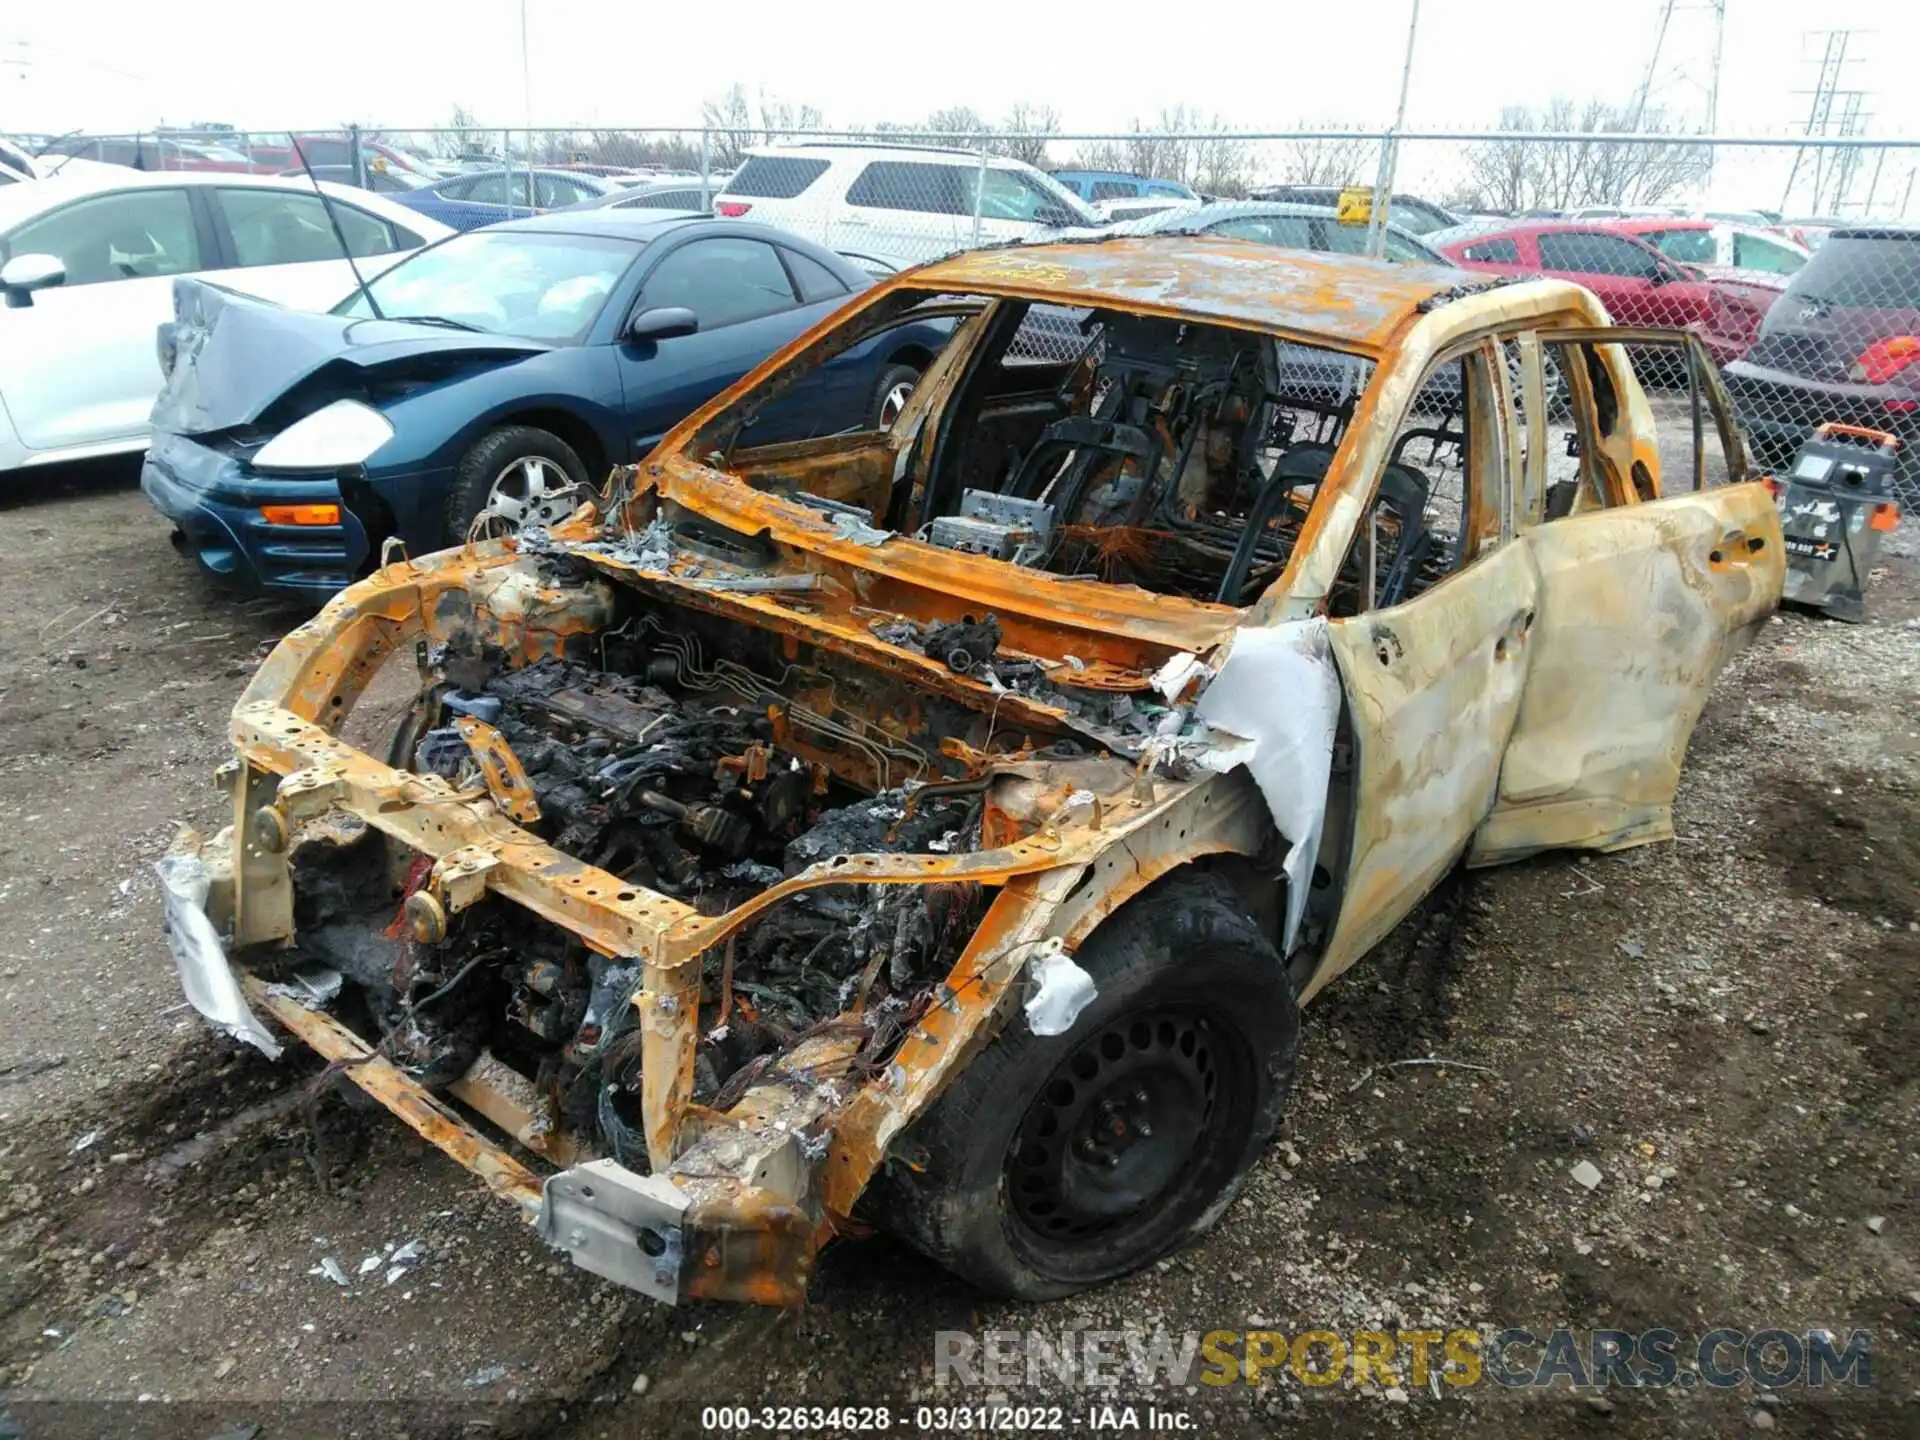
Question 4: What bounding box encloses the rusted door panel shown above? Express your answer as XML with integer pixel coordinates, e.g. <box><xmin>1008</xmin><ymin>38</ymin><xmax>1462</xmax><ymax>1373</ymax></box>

<box><xmin>1303</xmin><ymin>541</ymin><xmax>1539</xmax><ymax>1002</ymax></box>
<box><xmin>1468</xmin><ymin>485</ymin><xmax>1782</xmax><ymax>865</ymax></box>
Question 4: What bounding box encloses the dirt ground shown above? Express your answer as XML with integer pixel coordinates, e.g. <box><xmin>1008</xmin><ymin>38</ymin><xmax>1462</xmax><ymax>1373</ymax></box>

<box><xmin>1</xmin><ymin>460</ymin><xmax>1916</xmax><ymax>1440</ymax></box>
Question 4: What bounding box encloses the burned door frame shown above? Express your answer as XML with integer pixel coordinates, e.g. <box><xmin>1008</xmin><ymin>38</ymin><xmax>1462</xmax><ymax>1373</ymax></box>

<box><xmin>1468</xmin><ymin>328</ymin><xmax>1782</xmax><ymax>864</ymax></box>
<box><xmin>1299</xmin><ymin>335</ymin><xmax>1535</xmax><ymax>1003</ymax></box>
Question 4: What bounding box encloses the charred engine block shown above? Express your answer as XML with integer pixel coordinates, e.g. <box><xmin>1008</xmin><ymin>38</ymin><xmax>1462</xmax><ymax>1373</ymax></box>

<box><xmin>283</xmin><ymin>641</ymin><xmax>987</xmax><ymax>1167</ymax></box>
<box><xmin>414</xmin><ymin>657</ymin><xmax>828</xmax><ymax>900</ymax></box>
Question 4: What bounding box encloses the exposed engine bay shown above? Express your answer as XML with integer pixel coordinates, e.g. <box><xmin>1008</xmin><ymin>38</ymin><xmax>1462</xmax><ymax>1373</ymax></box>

<box><xmin>270</xmin><ymin>614</ymin><xmax>1011</xmax><ymax>1169</ymax></box>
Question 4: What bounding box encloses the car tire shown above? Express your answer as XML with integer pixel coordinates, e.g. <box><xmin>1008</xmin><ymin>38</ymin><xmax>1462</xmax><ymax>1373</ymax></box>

<box><xmin>866</xmin><ymin>363</ymin><xmax>921</xmax><ymax>430</ymax></box>
<box><xmin>878</xmin><ymin>871</ymin><xmax>1299</xmax><ymax>1300</ymax></box>
<box><xmin>443</xmin><ymin>425</ymin><xmax>591</xmax><ymax>545</ymax></box>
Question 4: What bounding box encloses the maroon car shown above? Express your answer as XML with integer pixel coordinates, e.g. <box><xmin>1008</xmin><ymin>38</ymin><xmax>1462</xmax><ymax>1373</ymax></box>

<box><xmin>1433</xmin><ymin>219</ymin><xmax>1761</xmax><ymax>366</ymax></box>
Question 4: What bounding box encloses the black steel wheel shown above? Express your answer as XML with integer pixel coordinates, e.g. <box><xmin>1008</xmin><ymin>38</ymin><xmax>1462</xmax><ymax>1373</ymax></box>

<box><xmin>878</xmin><ymin>871</ymin><xmax>1299</xmax><ymax>1300</ymax></box>
<box><xmin>1006</xmin><ymin>1005</ymin><xmax>1257</xmax><ymax>1265</ymax></box>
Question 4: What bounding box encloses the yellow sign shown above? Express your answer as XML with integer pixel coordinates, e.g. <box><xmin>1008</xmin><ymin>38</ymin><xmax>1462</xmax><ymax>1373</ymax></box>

<box><xmin>1337</xmin><ymin>187</ymin><xmax>1374</xmax><ymax>226</ymax></box>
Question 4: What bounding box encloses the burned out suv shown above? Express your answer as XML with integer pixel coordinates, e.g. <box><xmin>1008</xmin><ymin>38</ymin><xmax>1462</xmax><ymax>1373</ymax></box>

<box><xmin>160</xmin><ymin>238</ymin><xmax>1782</xmax><ymax>1308</ymax></box>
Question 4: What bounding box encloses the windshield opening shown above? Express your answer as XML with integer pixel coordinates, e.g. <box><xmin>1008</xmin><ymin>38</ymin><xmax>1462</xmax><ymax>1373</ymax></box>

<box><xmin>684</xmin><ymin>284</ymin><xmax>1381</xmax><ymax>608</ymax></box>
<box><xmin>336</xmin><ymin>230</ymin><xmax>640</xmax><ymax>342</ymax></box>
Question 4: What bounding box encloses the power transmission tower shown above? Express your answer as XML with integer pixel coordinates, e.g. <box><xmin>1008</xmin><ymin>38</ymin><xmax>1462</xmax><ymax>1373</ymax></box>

<box><xmin>1779</xmin><ymin>29</ymin><xmax>1870</xmax><ymax>214</ymax></box>
<box><xmin>1631</xmin><ymin>0</ymin><xmax>1729</xmax><ymax>131</ymax></box>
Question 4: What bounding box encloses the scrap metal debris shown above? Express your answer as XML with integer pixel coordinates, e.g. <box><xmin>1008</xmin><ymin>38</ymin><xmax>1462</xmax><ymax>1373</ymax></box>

<box><xmin>923</xmin><ymin>614</ymin><xmax>1002</xmax><ymax>674</ymax></box>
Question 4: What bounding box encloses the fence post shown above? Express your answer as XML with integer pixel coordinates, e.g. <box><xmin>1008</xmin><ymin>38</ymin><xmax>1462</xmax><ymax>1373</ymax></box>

<box><xmin>349</xmin><ymin>124</ymin><xmax>365</xmax><ymax>190</ymax></box>
<box><xmin>700</xmin><ymin>128</ymin><xmax>711</xmax><ymax>208</ymax></box>
<box><xmin>972</xmin><ymin>138</ymin><xmax>989</xmax><ymax>248</ymax></box>
<box><xmin>1367</xmin><ymin>0</ymin><xmax>1422</xmax><ymax>257</ymax></box>
<box><xmin>509</xmin><ymin>128</ymin><xmax>521</xmax><ymax>218</ymax></box>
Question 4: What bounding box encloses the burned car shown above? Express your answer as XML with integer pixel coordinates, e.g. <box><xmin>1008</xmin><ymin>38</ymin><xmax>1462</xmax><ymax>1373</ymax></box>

<box><xmin>159</xmin><ymin>237</ymin><xmax>1785</xmax><ymax>1307</ymax></box>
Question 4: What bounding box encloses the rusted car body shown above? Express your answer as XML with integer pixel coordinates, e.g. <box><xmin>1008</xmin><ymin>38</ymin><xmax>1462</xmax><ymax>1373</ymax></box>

<box><xmin>160</xmin><ymin>237</ymin><xmax>1784</xmax><ymax>1308</ymax></box>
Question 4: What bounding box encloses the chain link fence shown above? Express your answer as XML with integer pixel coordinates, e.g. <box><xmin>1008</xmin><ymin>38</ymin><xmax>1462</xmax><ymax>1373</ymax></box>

<box><xmin>14</xmin><ymin>124</ymin><xmax>1920</xmax><ymax>500</ymax></box>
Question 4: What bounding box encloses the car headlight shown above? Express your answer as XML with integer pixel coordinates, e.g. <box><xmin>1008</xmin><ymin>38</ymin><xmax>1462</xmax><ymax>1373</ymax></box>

<box><xmin>253</xmin><ymin>399</ymin><xmax>394</xmax><ymax>471</ymax></box>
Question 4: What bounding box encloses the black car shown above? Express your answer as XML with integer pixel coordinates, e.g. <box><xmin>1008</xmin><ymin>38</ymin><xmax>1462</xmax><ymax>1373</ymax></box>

<box><xmin>1722</xmin><ymin>227</ymin><xmax>1920</xmax><ymax>503</ymax></box>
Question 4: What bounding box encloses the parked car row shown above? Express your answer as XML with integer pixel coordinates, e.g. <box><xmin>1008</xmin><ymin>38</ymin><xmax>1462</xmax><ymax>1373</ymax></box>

<box><xmin>6</xmin><ymin>135</ymin><xmax>1913</xmax><ymax>593</ymax></box>
<box><xmin>1436</xmin><ymin>209</ymin><xmax>1919</xmax><ymax>500</ymax></box>
<box><xmin>0</xmin><ymin>154</ymin><xmax>951</xmax><ymax>598</ymax></box>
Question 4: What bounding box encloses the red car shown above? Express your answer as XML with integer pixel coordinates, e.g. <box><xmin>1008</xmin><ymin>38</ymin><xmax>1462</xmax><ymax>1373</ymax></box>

<box><xmin>1432</xmin><ymin>219</ymin><xmax>1764</xmax><ymax>365</ymax></box>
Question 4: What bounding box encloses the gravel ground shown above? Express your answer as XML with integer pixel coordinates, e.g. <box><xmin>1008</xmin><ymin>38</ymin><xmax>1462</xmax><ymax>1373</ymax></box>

<box><xmin>0</xmin><ymin>461</ymin><xmax>1915</xmax><ymax>1440</ymax></box>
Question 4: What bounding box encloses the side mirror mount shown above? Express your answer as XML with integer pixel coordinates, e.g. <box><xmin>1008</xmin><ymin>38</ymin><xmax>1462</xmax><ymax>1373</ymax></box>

<box><xmin>1</xmin><ymin>252</ymin><xmax>66</xmax><ymax>307</ymax></box>
<box><xmin>626</xmin><ymin>305</ymin><xmax>698</xmax><ymax>342</ymax></box>
<box><xmin>1033</xmin><ymin>205</ymin><xmax>1073</xmax><ymax>228</ymax></box>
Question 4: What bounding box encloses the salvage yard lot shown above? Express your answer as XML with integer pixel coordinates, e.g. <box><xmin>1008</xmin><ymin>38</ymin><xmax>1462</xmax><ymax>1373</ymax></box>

<box><xmin>1</xmin><ymin>461</ymin><xmax>1917</xmax><ymax>1438</ymax></box>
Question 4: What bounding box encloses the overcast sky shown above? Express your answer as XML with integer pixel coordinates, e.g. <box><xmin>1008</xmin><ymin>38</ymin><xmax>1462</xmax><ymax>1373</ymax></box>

<box><xmin>5</xmin><ymin>0</ymin><xmax>1918</xmax><ymax>208</ymax></box>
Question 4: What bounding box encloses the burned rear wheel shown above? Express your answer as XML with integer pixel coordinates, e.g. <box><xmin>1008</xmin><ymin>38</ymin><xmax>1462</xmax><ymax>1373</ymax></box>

<box><xmin>880</xmin><ymin>872</ymin><xmax>1298</xmax><ymax>1300</ymax></box>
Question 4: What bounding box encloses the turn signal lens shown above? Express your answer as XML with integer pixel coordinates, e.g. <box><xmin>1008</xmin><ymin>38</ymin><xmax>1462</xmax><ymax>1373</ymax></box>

<box><xmin>1850</xmin><ymin>335</ymin><xmax>1920</xmax><ymax>385</ymax></box>
<box><xmin>260</xmin><ymin>504</ymin><xmax>342</xmax><ymax>526</ymax></box>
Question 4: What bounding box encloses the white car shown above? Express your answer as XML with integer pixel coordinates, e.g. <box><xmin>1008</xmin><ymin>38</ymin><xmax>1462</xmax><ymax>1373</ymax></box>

<box><xmin>0</xmin><ymin>169</ymin><xmax>451</xmax><ymax>474</ymax></box>
<box><xmin>713</xmin><ymin>143</ymin><xmax>1101</xmax><ymax>264</ymax></box>
<box><xmin>1632</xmin><ymin>220</ymin><xmax>1810</xmax><ymax>277</ymax></box>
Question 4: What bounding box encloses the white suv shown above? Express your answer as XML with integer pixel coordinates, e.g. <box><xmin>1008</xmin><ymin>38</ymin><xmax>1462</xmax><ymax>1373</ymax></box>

<box><xmin>714</xmin><ymin>143</ymin><xmax>1100</xmax><ymax>265</ymax></box>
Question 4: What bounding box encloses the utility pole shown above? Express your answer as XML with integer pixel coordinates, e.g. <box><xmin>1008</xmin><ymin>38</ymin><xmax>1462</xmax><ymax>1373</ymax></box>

<box><xmin>1631</xmin><ymin>0</ymin><xmax>1727</xmax><ymax>183</ymax></box>
<box><xmin>1823</xmin><ymin>90</ymin><xmax>1871</xmax><ymax>213</ymax></box>
<box><xmin>519</xmin><ymin>0</ymin><xmax>534</xmax><ymax>218</ymax></box>
<box><xmin>1705</xmin><ymin>0</ymin><xmax>1726</xmax><ymax>134</ymax></box>
<box><xmin>1365</xmin><ymin>0</ymin><xmax>1421</xmax><ymax>258</ymax></box>
<box><xmin>1630</xmin><ymin>0</ymin><xmax>1678</xmax><ymax>132</ymax></box>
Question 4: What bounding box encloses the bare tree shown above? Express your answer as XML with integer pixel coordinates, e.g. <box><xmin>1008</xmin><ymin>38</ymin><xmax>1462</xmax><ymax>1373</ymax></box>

<box><xmin>437</xmin><ymin>104</ymin><xmax>488</xmax><ymax>161</ymax></box>
<box><xmin>920</xmin><ymin>106</ymin><xmax>986</xmax><ymax>143</ymax></box>
<box><xmin>1275</xmin><ymin>134</ymin><xmax>1375</xmax><ymax>188</ymax></box>
<box><xmin>760</xmin><ymin>96</ymin><xmax>824</xmax><ymax>146</ymax></box>
<box><xmin>582</xmin><ymin>129</ymin><xmax>702</xmax><ymax>171</ymax></box>
<box><xmin>701</xmin><ymin>84</ymin><xmax>757</xmax><ymax>168</ymax></box>
<box><xmin>999</xmin><ymin>103</ymin><xmax>1060</xmax><ymax>167</ymax></box>
<box><xmin>1076</xmin><ymin>108</ymin><xmax>1258</xmax><ymax>196</ymax></box>
<box><xmin>700</xmin><ymin>84</ymin><xmax>824</xmax><ymax>167</ymax></box>
<box><xmin>1191</xmin><ymin>129</ymin><xmax>1257</xmax><ymax>198</ymax></box>
<box><xmin>1463</xmin><ymin>97</ymin><xmax>1709</xmax><ymax>212</ymax></box>
<box><xmin>1460</xmin><ymin>105</ymin><xmax>1536</xmax><ymax>210</ymax></box>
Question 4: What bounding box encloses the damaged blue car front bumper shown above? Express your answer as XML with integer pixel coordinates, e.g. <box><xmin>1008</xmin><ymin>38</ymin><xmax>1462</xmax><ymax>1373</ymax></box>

<box><xmin>141</xmin><ymin>431</ymin><xmax>372</xmax><ymax>599</ymax></box>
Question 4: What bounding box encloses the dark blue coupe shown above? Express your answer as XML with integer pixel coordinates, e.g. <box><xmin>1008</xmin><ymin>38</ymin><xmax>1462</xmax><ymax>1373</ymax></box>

<box><xmin>141</xmin><ymin>213</ymin><xmax>947</xmax><ymax>597</ymax></box>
